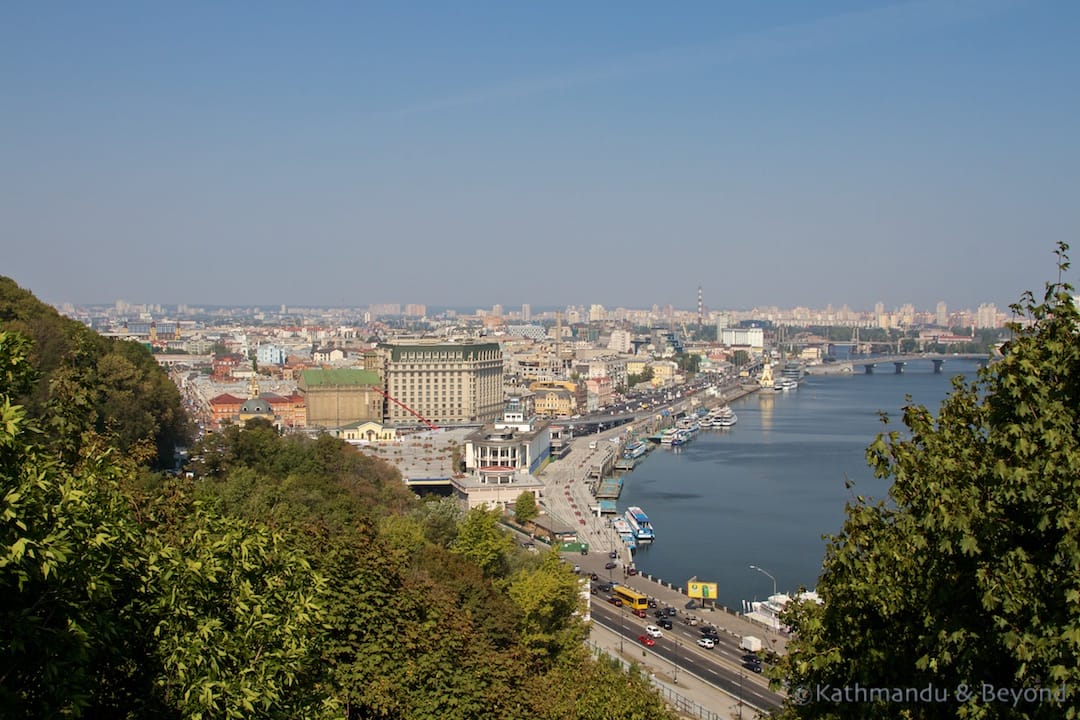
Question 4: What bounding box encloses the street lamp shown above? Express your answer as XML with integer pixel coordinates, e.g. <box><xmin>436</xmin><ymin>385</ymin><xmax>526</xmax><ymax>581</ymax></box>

<box><xmin>749</xmin><ymin>565</ymin><xmax>777</xmax><ymax>597</ymax></box>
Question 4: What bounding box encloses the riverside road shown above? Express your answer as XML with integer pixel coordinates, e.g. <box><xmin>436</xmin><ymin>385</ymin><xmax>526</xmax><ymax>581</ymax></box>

<box><xmin>536</xmin><ymin>403</ymin><xmax>787</xmax><ymax>717</ymax></box>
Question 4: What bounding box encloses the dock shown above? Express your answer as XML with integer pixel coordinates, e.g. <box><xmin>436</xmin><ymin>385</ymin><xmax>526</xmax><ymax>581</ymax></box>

<box><xmin>595</xmin><ymin>476</ymin><xmax>624</xmax><ymax>499</ymax></box>
<box><xmin>614</xmin><ymin>457</ymin><xmax>637</xmax><ymax>471</ymax></box>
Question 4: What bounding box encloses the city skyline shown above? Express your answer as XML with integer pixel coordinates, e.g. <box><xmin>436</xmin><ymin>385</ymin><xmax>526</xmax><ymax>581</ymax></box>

<box><xmin>4</xmin><ymin>2</ymin><xmax>1078</xmax><ymax>311</ymax></box>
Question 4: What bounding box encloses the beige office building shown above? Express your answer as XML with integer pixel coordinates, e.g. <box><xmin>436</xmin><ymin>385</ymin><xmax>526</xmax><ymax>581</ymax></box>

<box><xmin>379</xmin><ymin>340</ymin><xmax>503</xmax><ymax>425</ymax></box>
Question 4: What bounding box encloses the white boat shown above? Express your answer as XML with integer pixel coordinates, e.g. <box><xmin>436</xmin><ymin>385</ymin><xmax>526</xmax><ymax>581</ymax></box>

<box><xmin>742</xmin><ymin>591</ymin><xmax>822</xmax><ymax>632</ymax></box>
<box><xmin>660</xmin><ymin>428</ymin><xmax>680</xmax><ymax>445</ymax></box>
<box><xmin>624</xmin><ymin>441</ymin><xmax>648</xmax><ymax>459</ymax></box>
<box><xmin>625</xmin><ymin>506</ymin><xmax>655</xmax><ymax>543</ymax></box>
<box><xmin>611</xmin><ymin>517</ymin><xmax>637</xmax><ymax>549</ymax></box>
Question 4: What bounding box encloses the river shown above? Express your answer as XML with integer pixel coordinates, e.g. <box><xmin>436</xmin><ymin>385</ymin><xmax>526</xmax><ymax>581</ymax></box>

<box><xmin>617</xmin><ymin>358</ymin><xmax>986</xmax><ymax>612</ymax></box>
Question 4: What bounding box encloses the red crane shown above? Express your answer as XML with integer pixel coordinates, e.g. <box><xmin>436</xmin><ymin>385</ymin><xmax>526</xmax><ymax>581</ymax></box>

<box><xmin>370</xmin><ymin>387</ymin><xmax>439</xmax><ymax>430</ymax></box>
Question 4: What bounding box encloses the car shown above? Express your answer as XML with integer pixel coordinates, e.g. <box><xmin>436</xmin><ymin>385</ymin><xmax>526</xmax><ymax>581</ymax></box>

<box><xmin>697</xmin><ymin>638</ymin><xmax>716</xmax><ymax>649</ymax></box>
<box><xmin>627</xmin><ymin>567</ymin><xmax>638</xmax><ymax>576</ymax></box>
<box><xmin>590</xmin><ymin>573</ymin><xmax>599</xmax><ymax>581</ymax></box>
<box><xmin>658</xmin><ymin>618</ymin><xmax>673</xmax><ymax>630</ymax></box>
<box><xmin>607</xmin><ymin>596</ymin><xmax>623</xmax><ymax>606</ymax></box>
<box><xmin>604</xmin><ymin>561</ymin><xmax>617</xmax><ymax>570</ymax></box>
<box><xmin>597</xmin><ymin>582</ymin><xmax>613</xmax><ymax>592</ymax></box>
<box><xmin>664</xmin><ymin>607</ymin><xmax>677</xmax><ymax>617</ymax></box>
<box><xmin>632</xmin><ymin>608</ymin><xmax>647</xmax><ymax>618</ymax></box>
<box><xmin>638</xmin><ymin>634</ymin><xmax>656</xmax><ymax>647</ymax></box>
<box><xmin>609</xmin><ymin>550</ymin><xmax>618</xmax><ymax>559</ymax></box>
<box><xmin>744</xmin><ymin>659</ymin><xmax>763</xmax><ymax>674</ymax></box>
<box><xmin>645</xmin><ymin>625</ymin><xmax>663</xmax><ymax>638</ymax></box>
<box><xmin>572</xmin><ymin>565</ymin><xmax>580</xmax><ymax>574</ymax></box>
<box><xmin>647</xmin><ymin>599</ymin><xmax>658</xmax><ymax>608</ymax></box>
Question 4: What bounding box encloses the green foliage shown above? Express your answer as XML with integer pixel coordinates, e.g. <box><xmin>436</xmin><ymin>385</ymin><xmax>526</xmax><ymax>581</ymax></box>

<box><xmin>628</xmin><ymin>366</ymin><xmax>655</xmax><ymax>387</ymax></box>
<box><xmin>0</xmin><ymin>277</ymin><xmax>188</xmax><ymax>468</ymax></box>
<box><xmin>0</xmin><ymin>332</ymin><xmax>153</xmax><ymax>718</ymax></box>
<box><xmin>507</xmin><ymin>552</ymin><xmax>588</xmax><ymax>668</ymax></box>
<box><xmin>452</xmin><ymin>506</ymin><xmax>515</xmax><ymax>578</ymax></box>
<box><xmin>144</xmin><ymin>507</ymin><xmax>330</xmax><ymax>719</ymax></box>
<box><xmin>775</xmin><ymin>244</ymin><xmax>1080</xmax><ymax>719</ymax></box>
<box><xmin>513</xmin><ymin>490</ymin><xmax>539</xmax><ymax>525</ymax></box>
<box><xmin>674</xmin><ymin>352</ymin><xmax>701</xmax><ymax>375</ymax></box>
<box><xmin>524</xmin><ymin>652</ymin><xmax>679</xmax><ymax>720</ymax></box>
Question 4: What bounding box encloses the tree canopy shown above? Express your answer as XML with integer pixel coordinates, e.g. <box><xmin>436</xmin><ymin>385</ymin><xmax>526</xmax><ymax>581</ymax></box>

<box><xmin>775</xmin><ymin>243</ymin><xmax>1080</xmax><ymax>719</ymax></box>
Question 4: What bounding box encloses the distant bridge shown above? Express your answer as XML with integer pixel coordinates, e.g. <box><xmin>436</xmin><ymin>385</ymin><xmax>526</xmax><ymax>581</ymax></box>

<box><xmin>849</xmin><ymin>353</ymin><xmax>993</xmax><ymax>374</ymax></box>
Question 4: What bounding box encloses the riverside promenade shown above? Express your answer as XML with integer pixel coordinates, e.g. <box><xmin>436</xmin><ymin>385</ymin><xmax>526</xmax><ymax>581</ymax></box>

<box><xmin>536</xmin><ymin>387</ymin><xmax>789</xmax><ymax>719</ymax></box>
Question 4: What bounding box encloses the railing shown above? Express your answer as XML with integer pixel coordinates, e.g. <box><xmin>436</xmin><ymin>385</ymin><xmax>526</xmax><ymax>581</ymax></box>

<box><xmin>586</xmin><ymin>640</ymin><xmax>728</xmax><ymax>720</ymax></box>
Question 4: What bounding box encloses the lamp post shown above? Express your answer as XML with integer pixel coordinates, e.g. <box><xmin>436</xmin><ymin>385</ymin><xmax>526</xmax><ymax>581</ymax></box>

<box><xmin>749</xmin><ymin>564</ymin><xmax>777</xmax><ymax>597</ymax></box>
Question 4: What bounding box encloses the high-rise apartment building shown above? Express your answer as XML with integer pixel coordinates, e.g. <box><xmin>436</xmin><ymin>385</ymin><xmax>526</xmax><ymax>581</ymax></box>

<box><xmin>936</xmin><ymin>301</ymin><xmax>948</xmax><ymax>328</ymax></box>
<box><xmin>976</xmin><ymin>303</ymin><xmax>998</xmax><ymax>329</ymax></box>
<box><xmin>522</xmin><ymin>303</ymin><xmax>531</xmax><ymax>322</ymax></box>
<box><xmin>379</xmin><ymin>340</ymin><xmax>503</xmax><ymax>425</ymax></box>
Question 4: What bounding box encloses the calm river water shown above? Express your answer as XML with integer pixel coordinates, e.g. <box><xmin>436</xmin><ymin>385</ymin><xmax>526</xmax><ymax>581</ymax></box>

<box><xmin>618</xmin><ymin>358</ymin><xmax>986</xmax><ymax>612</ymax></box>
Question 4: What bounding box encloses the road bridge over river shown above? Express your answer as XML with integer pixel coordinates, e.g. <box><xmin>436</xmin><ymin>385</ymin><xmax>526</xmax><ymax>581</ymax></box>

<box><xmin>848</xmin><ymin>353</ymin><xmax>992</xmax><ymax>374</ymax></box>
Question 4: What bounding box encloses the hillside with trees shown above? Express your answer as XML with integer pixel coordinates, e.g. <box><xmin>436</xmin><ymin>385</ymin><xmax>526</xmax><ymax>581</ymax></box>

<box><xmin>0</xmin><ymin>280</ymin><xmax>677</xmax><ymax>719</ymax></box>
<box><xmin>0</xmin><ymin>276</ymin><xmax>189</xmax><ymax>469</ymax></box>
<box><xmin>773</xmin><ymin>243</ymin><xmax>1080</xmax><ymax>719</ymax></box>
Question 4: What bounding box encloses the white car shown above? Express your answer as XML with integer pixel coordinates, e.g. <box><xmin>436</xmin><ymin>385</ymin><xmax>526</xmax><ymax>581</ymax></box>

<box><xmin>645</xmin><ymin>625</ymin><xmax>663</xmax><ymax>638</ymax></box>
<box><xmin>697</xmin><ymin>638</ymin><xmax>715</xmax><ymax>649</ymax></box>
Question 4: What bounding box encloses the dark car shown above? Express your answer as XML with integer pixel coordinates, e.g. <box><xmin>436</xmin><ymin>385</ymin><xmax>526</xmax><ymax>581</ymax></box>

<box><xmin>664</xmin><ymin>607</ymin><xmax>677</xmax><ymax>617</ymax></box>
<box><xmin>590</xmin><ymin>572</ymin><xmax>599</xmax><ymax>581</ymax></box>
<box><xmin>744</xmin><ymin>659</ymin><xmax>763</xmax><ymax>674</ymax></box>
<box><xmin>597</xmin><ymin>583</ymin><xmax>613</xmax><ymax>592</ymax></box>
<box><xmin>604</xmin><ymin>561</ymin><xmax>617</xmax><ymax>570</ymax></box>
<box><xmin>647</xmin><ymin>598</ymin><xmax>657</xmax><ymax>608</ymax></box>
<box><xmin>609</xmin><ymin>550</ymin><xmax>618</xmax><ymax>559</ymax></box>
<box><xmin>658</xmin><ymin>618</ymin><xmax>673</xmax><ymax>630</ymax></box>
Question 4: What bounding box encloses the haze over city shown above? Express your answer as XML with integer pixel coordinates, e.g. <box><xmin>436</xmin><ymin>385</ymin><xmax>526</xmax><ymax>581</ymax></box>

<box><xmin>4</xmin><ymin>1</ymin><xmax>1078</xmax><ymax>311</ymax></box>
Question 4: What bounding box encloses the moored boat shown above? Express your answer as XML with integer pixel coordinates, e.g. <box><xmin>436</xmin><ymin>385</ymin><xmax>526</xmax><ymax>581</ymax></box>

<box><xmin>625</xmin><ymin>505</ymin><xmax>655</xmax><ymax>543</ymax></box>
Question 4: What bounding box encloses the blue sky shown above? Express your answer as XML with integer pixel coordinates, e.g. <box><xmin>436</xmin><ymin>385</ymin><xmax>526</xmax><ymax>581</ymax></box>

<box><xmin>3</xmin><ymin>1</ymin><xmax>1078</xmax><ymax>313</ymax></box>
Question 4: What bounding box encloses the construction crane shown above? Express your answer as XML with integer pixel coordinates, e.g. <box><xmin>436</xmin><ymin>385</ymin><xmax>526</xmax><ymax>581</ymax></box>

<box><xmin>370</xmin><ymin>387</ymin><xmax>439</xmax><ymax>430</ymax></box>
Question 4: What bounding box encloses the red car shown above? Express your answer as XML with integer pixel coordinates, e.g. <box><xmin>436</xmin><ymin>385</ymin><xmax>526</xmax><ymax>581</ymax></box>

<box><xmin>632</xmin><ymin>608</ymin><xmax>647</xmax><ymax>618</ymax></box>
<box><xmin>607</xmin><ymin>596</ymin><xmax>623</xmax><ymax>607</ymax></box>
<box><xmin>638</xmin><ymin>634</ymin><xmax>656</xmax><ymax>647</ymax></box>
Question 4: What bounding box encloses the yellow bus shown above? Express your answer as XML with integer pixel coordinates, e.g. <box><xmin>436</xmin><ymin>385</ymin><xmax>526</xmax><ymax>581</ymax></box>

<box><xmin>612</xmin><ymin>585</ymin><xmax>649</xmax><ymax>611</ymax></box>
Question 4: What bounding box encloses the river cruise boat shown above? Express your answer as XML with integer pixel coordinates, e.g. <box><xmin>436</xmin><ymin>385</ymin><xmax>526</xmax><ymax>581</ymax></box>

<box><xmin>624</xmin><ymin>506</ymin><xmax>655</xmax><ymax>543</ymax></box>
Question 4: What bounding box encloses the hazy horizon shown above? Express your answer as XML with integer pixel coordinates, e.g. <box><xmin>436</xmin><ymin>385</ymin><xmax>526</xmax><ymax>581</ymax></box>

<box><xmin>4</xmin><ymin>1</ymin><xmax>1078</xmax><ymax>312</ymax></box>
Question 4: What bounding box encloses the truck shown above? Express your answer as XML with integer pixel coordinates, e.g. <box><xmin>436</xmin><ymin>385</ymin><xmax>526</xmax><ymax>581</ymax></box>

<box><xmin>740</xmin><ymin>635</ymin><xmax>763</xmax><ymax>653</ymax></box>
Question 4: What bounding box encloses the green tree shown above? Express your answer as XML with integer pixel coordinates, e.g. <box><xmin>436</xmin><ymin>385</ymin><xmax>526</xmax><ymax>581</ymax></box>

<box><xmin>144</xmin><ymin>506</ymin><xmax>330</xmax><ymax>719</ymax></box>
<box><xmin>0</xmin><ymin>331</ymin><xmax>155</xmax><ymax>717</ymax></box>
<box><xmin>513</xmin><ymin>491</ymin><xmax>539</xmax><ymax>525</ymax></box>
<box><xmin>507</xmin><ymin>553</ymin><xmax>587</xmax><ymax>668</ymax></box>
<box><xmin>452</xmin><ymin>506</ymin><xmax>514</xmax><ymax>578</ymax></box>
<box><xmin>775</xmin><ymin>244</ymin><xmax>1080</xmax><ymax>719</ymax></box>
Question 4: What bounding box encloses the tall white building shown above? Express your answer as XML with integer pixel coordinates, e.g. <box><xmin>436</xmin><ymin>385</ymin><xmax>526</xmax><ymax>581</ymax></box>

<box><xmin>608</xmin><ymin>328</ymin><xmax>632</xmax><ymax>353</ymax></box>
<box><xmin>936</xmin><ymin>301</ymin><xmax>948</xmax><ymax>328</ymax></box>
<box><xmin>976</xmin><ymin>303</ymin><xmax>998</xmax><ymax>329</ymax></box>
<box><xmin>521</xmin><ymin>303</ymin><xmax>531</xmax><ymax>322</ymax></box>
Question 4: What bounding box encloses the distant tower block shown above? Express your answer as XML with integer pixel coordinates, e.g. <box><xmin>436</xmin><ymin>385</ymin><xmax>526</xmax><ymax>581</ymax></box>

<box><xmin>697</xmin><ymin>286</ymin><xmax>703</xmax><ymax>330</ymax></box>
